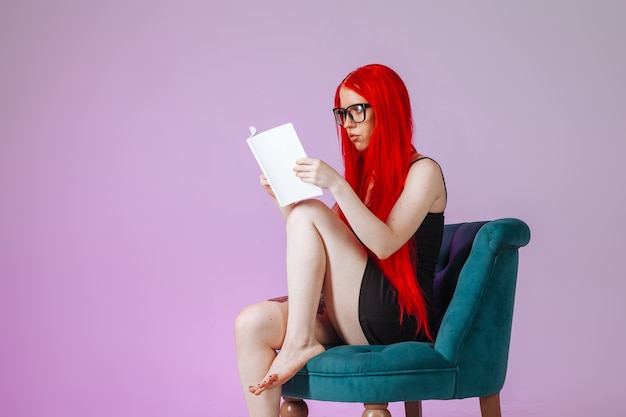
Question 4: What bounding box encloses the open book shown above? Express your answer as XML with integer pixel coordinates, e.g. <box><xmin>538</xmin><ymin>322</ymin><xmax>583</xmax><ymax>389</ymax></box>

<box><xmin>247</xmin><ymin>123</ymin><xmax>323</xmax><ymax>207</ymax></box>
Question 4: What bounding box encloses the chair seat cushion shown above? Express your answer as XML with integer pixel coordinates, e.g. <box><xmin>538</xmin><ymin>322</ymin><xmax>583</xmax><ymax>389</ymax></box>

<box><xmin>282</xmin><ymin>341</ymin><xmax>457</xmax><ymax>403</ymax></box>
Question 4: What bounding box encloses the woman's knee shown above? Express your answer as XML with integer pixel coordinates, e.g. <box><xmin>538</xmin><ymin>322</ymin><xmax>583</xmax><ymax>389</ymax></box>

<box><xmin>234</xmin><ymin>303</ymin><xmax>270</xmax><ymax>339</ymax></box>
<box><xmin>287</xmin><ymin>199</ymin><xmax>331</xmax><ymax>228</ymax></box>
<box><xmin>234</xmin><ymin>301</ymin><xmax>286</xmax><ymax>348</ymax></box>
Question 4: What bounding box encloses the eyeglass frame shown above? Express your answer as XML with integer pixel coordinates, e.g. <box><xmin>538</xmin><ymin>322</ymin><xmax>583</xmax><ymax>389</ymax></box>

<box><xmin>332</xmin><ymin>103</ymin><xmax>372</xmax><ymax>127</ymax></box>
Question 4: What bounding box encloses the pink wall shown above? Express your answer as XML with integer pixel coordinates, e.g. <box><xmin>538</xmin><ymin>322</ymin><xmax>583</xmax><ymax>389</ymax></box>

<box><xmin>1</xmin><ymin>1</ymin><xmax>625</xmax><ymax>416</ymax></box>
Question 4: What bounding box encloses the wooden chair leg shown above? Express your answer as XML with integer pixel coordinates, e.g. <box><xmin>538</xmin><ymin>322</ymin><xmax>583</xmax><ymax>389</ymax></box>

<box><xmin>362</xmin><ymin>403</ymin><xmax>392</xmax><ymax>417</ymax></box>
<box><xmin>479</xmin><ymin>393</ymin><xmax>502</xmax><ymax>417</ymax></box>
<box><xmin>405</xmin><ymin>400</ymin><xmax>423</xmax><ymax>417</ymax></box>
<box><xmin>280</xmin><ymin>397</ymin><xmax>308</xmax><ymax>417</ymax></box>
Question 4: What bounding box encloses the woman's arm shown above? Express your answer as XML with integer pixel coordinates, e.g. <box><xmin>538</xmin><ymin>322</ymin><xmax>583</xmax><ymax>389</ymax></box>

<box><xmin>296</xmin><ymin>158</ymin><xmax>445</xmax><ymax>259</ymax></box>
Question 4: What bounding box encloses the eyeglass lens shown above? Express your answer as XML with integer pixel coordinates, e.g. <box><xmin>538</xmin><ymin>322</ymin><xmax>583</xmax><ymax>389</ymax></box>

<box><xmin>333</xmin><ymin>104</ymin><xmax>368</xmax><ymax>126</ymax></box>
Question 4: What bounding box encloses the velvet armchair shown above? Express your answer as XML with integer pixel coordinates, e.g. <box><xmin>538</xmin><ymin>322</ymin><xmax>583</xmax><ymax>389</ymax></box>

<box><xmin>279</xmin><ymin>218</ymin><xmax>531</xmax><ymax>417</ymax></box>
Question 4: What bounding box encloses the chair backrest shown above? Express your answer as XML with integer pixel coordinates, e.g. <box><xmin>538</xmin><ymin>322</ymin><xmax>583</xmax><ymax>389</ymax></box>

<box><xmin>433</xmin><ymin>218</ymin><xmax>530</xmax><ymax>398</ymax></box>
<box><xmin>432</xmin><ymin>221</ymin><xmax>488</xmax><ymax>335</ymax></box>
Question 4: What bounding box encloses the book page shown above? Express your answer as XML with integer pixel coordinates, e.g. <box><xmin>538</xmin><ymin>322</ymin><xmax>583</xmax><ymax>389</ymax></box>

<box><xmin>247</xmin><ymin>123</ymin><xmax>322</xmax><ymax>207</ymax></box>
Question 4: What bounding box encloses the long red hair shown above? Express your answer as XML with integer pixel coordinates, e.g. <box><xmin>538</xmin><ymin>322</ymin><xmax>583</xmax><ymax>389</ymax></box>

<box><xmin>335</xmin><ymin>64</ymin><xmax>432</xmax><ymax>340</ymax></box>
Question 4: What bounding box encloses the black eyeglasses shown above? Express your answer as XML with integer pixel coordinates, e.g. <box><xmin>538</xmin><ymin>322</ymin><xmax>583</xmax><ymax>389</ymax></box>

<box><xmin>332</xmin><ymin>103</ymin><xmax>371</xmax><ymax>127</ymax></box>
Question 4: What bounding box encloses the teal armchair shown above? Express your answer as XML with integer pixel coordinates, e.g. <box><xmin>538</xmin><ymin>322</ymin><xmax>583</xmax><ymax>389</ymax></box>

<box><xmin>280</xmin><ymin>218</ymin><xmax>531</xmax><ymax>417</ymax></box>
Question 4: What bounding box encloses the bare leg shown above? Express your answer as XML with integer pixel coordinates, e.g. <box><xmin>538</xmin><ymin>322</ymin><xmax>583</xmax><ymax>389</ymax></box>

<box><xmin>235</xmin><ymin>301</ymin><xmax>286</xmax><ymax>417</ymax></box>
<box><xmin>235</xmin><ymin>299</ymin><xmax>339</xmax><ymax>417</ymax></box>
<box><xmin>252</xmin><ymin>200</ymin><xmax>369</xmax><ymax>394</ymax></box>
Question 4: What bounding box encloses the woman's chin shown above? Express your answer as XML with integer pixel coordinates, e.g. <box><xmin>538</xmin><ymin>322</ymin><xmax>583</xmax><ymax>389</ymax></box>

<box><xmin>353</xmin><ymin>143</ymin><xmax>369</xmax><ymax>152</ymax></box>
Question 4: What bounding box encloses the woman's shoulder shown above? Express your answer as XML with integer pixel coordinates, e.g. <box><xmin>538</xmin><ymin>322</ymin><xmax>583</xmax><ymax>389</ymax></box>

<box><xmin>409</xmin><ymin>154</ymin><xmax>442</xmax><ymax>170</ymax></box>
<box><xmin>407</xmin><ymin>153</ymin><xmax>448</xmax><ymax>208</ymax></box>
<box><xmin>404</xmin><ymin>154</ymin><xmax>445</xmax><ymax>186</ymax></box>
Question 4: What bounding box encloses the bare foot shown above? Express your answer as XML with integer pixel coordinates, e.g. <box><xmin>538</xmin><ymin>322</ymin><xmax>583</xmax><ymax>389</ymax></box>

<box><xmin>248</xmin><ymin>342</ymin><xmax>325</xmax><ymax>395</ymax></box>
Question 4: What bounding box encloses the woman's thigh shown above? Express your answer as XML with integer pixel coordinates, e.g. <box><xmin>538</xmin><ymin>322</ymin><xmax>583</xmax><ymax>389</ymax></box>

<box><xmin>288</xmin><ymin>200</ymin><xmax>369</xmax><ymax>345</ymax></box>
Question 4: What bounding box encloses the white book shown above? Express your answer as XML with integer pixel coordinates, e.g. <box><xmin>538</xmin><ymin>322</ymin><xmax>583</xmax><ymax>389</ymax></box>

<box><xmin>247</xmin><ymin>123</ymin><xmax>323</xmax><ymax>207</ymax></box>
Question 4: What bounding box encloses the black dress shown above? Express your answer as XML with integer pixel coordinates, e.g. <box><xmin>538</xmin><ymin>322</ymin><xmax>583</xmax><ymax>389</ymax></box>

<box><xmin>358</xmin><ymin>157</ymin><xmax>446</xmax><ymax>344</ymax></box>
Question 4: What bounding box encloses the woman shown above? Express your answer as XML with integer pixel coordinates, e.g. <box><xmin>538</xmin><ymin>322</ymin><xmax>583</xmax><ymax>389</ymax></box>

<box><xmin>235</xmin><ymin>63</ymin><xmax>447</xmax><ymax>416</ymax></box>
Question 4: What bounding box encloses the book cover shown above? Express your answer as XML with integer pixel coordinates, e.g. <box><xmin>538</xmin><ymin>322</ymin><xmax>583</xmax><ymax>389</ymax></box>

<box><xmin>247</xmin><ymin>122</ymin><xmax>323</xmax><ymax>207</ymax></box>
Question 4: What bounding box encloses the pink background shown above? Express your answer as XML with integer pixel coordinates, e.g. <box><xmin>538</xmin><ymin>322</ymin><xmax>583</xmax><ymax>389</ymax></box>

<box><xmin>1</xmin><ymin>1</ymin><xmax>625</xmax><ymax>416</ymax></box>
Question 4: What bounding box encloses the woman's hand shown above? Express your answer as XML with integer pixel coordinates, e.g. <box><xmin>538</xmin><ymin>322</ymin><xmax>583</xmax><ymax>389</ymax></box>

<box><xmin>259</xmin><ymin>173</ymin><xmax>276</xmax><ymax>199</ymax></box>
<box><xmin>294</xmin><ymin>158</ymin><xmax>342</xmax><ymax>191</ymax></box>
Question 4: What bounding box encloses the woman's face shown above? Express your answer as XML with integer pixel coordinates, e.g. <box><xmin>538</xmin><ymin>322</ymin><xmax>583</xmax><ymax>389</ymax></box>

<box><xmin>338</xmin><ymin>87</ymin><xmax>375</xmax><ymax>152</ymax></box>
